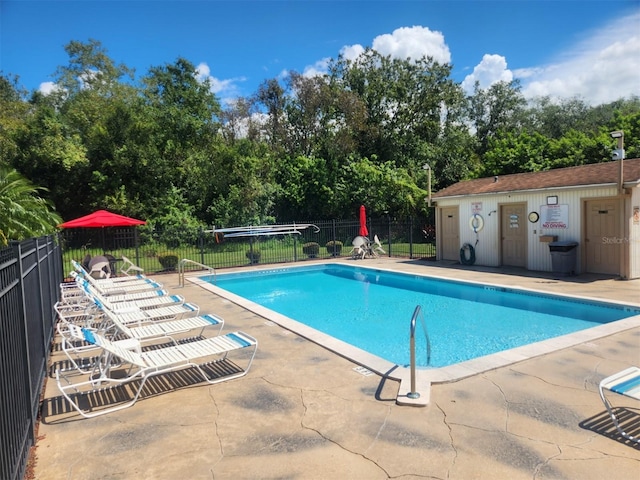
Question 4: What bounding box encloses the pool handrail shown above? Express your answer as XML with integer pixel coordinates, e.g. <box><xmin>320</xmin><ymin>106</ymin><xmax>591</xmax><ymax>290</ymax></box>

<box><xmin>178</xmin><ymin>259</ymin><xmax>215</xmax><ymax>287</ymax></box>
<box><xmin>408</xmin><ymin>305</ymin><xmax>430</xmax><ymax>399</ymax></box>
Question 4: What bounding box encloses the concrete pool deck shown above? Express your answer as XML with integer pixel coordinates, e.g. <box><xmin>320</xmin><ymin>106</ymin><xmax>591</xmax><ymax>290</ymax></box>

<box><xmin>35</xmin><ymin>259</ymin><xmax>639</xmax><ymax>479</ymax></box>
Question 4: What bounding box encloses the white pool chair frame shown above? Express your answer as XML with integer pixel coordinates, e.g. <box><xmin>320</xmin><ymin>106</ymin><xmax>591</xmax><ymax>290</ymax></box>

<box><xmin>120</xmin><ymin>255</ymin><xmax>145</xmax><ymax>276</ymax></box>
<box><xmin>71</xmin><ymin>260</ymin><xmax>161</xmax><ymax>291</ymax></box>
<box><xmin>75</xmin><ymin>276</ymin><xmax>184</xmax><ymax>311</ymax></box>
<box><xmin>58</xmin><ymin>311</ymin><xmax>225</xmax><ymax>374</ymax></box>
<box><xmin>598</xmin><ymin>366</ymin><xmax>640</xmax><ymax>444</ymax></box>
<box><xmin>373</xmin><ymin>234</ymin><xmax>386</xmax><ymax>256</ymax></box>
<box><xmin>56</xmin><ymin>328</ymin><xmax>257</xmax><ymax>418</ymax></box>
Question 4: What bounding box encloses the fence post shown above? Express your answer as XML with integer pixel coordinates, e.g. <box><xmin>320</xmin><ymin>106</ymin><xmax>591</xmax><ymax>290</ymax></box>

<box><xmin>11</xmin><ymin>240</ymin><xmax>36</xmax><ymax>444</ymax></box>
<box><xmin>134</xmin><ymin>228</ymin><xmax>141</xmax><ymax>266</ymax></box>
<box><xmin>332</xmin><ymin>219</ymin><xmax>337</xmax><ymax>256</ymax></box>
<box><xmin>293</xmin><ymin>235</ymin><xmax>298</xmax><ymax>262</ymax></box>
<box><xmin>387</xmin><ymin>215</ymin><xmax>392</xmax><ymax>257</ymax></box>
<box><xmin>199</xmin><ymin>227</ymin><xmax>205</xmax><ymax>265</ymax></box>
<box><xmin>409</xmin><ymin>216</ymin><xmax>414</xmax><ymax>259</ymax></box>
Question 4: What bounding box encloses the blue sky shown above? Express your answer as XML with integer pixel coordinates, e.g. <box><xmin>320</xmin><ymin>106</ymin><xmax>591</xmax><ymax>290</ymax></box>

<box><xmin>2</xmin><ymin>1</ymin><xmax>639</xmax><ymax>106</ymax></box>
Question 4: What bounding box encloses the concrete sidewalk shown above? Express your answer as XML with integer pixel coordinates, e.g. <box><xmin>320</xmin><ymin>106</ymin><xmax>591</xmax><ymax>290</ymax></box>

<box><xmin>34</xmin><ymin>260</ymin><xmax>640</xmax><ymax>479</ymax></box>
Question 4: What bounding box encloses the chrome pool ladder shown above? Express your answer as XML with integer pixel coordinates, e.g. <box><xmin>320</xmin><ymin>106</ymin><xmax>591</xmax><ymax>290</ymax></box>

<box><xmin>178</xmin><ymin>259</ymin><xmax>215</xmax><ymax>287</ymax></box>
<box><xmin>408</xmin><ymin>305</ymin><xmax>431</xmax><ymax>399</ymax></box>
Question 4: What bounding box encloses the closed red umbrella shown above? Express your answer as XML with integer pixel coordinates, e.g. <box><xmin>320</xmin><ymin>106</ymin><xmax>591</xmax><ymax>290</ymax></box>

<box><xmin>359</xmin><ymin>205</ymin><xmax>368</xmax><ymax>237</ymax></box>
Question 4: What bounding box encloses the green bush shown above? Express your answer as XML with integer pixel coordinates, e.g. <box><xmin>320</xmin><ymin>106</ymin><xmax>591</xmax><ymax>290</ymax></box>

<box><xmin>246</xmin><ymin>249</ymin><xmax>261</xmax><ymax>264</ymax></box>
<box><xmin>302</xmin><ymin>242</ymin><xmax>320</xmax><ymax>257</ymax></box>
<box><xmin>157</xmin><ymin>251</ymin><xmax>179</xmax><ymax>271</ymax></box>
<box><xmin>325</xmin><ymin>240</ymin><xmax>343</xmax><ymax>256</ymax></box>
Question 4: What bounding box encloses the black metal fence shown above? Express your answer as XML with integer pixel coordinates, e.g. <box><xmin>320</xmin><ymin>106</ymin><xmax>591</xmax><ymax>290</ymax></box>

<box><xmin>59</xmin><ymin>217</ymin><xmax>436</xmax><ymax>276</ymax></box>
<box><xmin>0</xmin><ymin>235</ymin><xmax>63</xmax><ymax>480</ymax></box>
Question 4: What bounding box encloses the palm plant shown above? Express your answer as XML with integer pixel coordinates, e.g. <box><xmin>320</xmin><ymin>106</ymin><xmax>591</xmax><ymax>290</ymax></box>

<box><xmin>0</xmin><ymin>167</ymin><xmax>62</xmax><ymax>246</ymax></box>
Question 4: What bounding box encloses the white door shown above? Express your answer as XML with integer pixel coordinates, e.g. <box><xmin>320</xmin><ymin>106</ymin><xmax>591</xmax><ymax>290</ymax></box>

<box><xmin>501</xmin><ymin>203</ymin><xmax>527</xmax><ymax>267</ymax></box>
<box><xmin>440</xmin><ymin>206</ymin><xmax>460</xmax><ymax>261</ymax></box>
<box><xmin>585</xmin><ymin>199</ymin><xmax>620</xmax><ymax>275</ymax></box>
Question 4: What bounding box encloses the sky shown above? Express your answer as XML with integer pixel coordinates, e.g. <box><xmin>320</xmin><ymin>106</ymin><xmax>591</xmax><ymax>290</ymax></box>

<box><xmin>1</xmin><ymin>0</ymin><xmax>639</xmax><ymax>106</ymax></box>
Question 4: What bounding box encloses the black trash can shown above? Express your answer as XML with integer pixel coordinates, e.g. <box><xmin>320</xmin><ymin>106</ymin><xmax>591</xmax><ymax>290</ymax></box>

<box><xmin>549</xmin><ymin>241</ymin><xmax>578</xmax><ymax>275</ymax></box>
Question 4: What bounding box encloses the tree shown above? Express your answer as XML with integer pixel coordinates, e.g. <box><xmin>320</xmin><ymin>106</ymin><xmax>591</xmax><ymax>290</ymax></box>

<box><xmin>254</xmin><ymin>78</ymin><xmax>288</xmax><ymax>149</ymax></box>
<box><xmin>0</xmin><ymin>74</ymin><xmax>29</xmax><ymax>167</ymax></box>
<box><xmin>466</xmin><ymin>80</ymin><xmax>527</xmax><ymax>157</ymax></box>
<box><xmin>12</xmin><ymin>95</ymin><xmax>89</xmax><ymax>217</ymax></box>
<box><xmin>53</xmin><ymin>38</ymin><xmax>134</xmax><ymax>97</ymax></box>
<box><xmin>0</xmin><ymin>167</ymin><xmax>62</xmax><ymax>245</ymax></box>
<box><xmin>331</xmin><ymin>50</ymin><xmax>461</xmax><ymax>171</ymax></box>
<box><xmin>141</xmin><ymin>57</ymin><xmax>222</xmax><ymax>212</ymax></box>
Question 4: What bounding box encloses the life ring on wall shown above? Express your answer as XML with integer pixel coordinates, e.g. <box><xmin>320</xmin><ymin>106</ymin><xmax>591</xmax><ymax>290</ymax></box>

<box><xmin>460</xmin><ymin>243</ymin><xmax>476</xmax><ymax>266</ymax></box>
<box><xmin>469</xmin><ymin>213</ymin><xmax>484</xmax><ymax>233</ymax></box>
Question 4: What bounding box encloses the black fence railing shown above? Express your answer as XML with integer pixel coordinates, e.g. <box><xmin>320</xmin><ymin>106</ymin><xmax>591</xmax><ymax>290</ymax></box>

<box><xmin>0</xmin><ymin>235</ymin><xmax>63</xmax><ymax>480</ymax></box>
<box><xmin>59</xmin><ymin>217</ymin><xmax>436</xmax><ymax>277</ymax></box>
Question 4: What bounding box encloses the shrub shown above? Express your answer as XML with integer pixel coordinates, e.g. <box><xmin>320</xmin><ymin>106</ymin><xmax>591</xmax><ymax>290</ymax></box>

<box><xmin>325</xmin><ymin>240</ymin><xmax>343</xmax><ymax>256</ymax></box>
<box><xmin>302</xmin><ymin>242</ymin><xmax>320</xmax><ymax>257</ymax></box>
<box><xmin>157</xmin><ymin>251</ymin><xmax>179</xmax><ymax>271</ymax></box>
<box><xmin>246</xmin><ymin>249</ymin><xmax>261</xmax><ymax>264</ymax></box>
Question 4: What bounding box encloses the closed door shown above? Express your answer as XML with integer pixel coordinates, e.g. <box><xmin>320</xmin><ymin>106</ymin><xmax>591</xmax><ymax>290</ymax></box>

<box><xmin>501</xmin><ymin>203</ymin><xmax>527</xmax><ymax>267</ymax></box>
<box><xmin>585</xmin><ymin>199</ymin><xmax>620</xmax><ymax>275</ymax></box>
<box><xmin>440</xmin><ymin>206</ymin><xmax>459</xmax><ymax>261</ymax></box>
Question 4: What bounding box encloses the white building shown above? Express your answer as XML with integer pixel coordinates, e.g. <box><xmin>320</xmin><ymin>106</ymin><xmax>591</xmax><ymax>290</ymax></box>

<box><xmin>431</xmin><ymin>158</ymin><xmax>640</xmax><ymax>279</ymax></box>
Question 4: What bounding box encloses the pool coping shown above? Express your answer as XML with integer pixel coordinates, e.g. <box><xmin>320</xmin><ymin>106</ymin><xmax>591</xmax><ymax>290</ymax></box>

<box><xmin>188</xmin><ymin>261</ymin><xmax>640</xmax><ymax>407</ymax></box>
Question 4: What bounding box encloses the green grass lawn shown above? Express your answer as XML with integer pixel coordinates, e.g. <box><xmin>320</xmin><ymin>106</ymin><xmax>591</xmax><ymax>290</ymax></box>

<box><xmin>62</xmin><ymin>241</ymin><xmax>436</xmax><ymax>277</ymax></box>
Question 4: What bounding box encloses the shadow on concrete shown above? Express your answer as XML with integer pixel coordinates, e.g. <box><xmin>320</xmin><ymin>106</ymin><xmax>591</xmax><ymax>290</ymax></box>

<box><xmin>579</xmin><ymin>408</ymin><xmax>640</xmax><ymax>450</ymax></box>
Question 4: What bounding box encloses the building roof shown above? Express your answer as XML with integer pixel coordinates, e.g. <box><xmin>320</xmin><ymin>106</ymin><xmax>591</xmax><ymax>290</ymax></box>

<box><xmin>432</xmin><ymin>158</ymin><xmax>640</xmax><ymax>199</ymax></box>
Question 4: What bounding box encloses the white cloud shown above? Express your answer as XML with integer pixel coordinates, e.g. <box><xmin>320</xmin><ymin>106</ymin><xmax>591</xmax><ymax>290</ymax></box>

<box><xmin>518</xmin><ymin>12</ymin><xmax>640</xmax><ymax>104</ymax></box>
<box><xmin>340</xmin><ymin>44</ymin><xmax>365</xmax><ymax>62</ymax></box>
<box><xmin>196</xmin><ymin>62</ymin><xmax>246</xmax><ymax>105</ymax></box>
<box><xmin>303</xmin><ymin>58</ymin><xmax>330</xmax><ymax>78</ymax></box>
<box><xmin>461</xmin><ymin>54</ymin><xmax>513</xmax><ymax>93</ymax></box>
<box><xmin>38</xmin><ymin>81</ymin><xmax>58</xmax><ymax>95</ymax></box>
<box><xmin>372</xmin><ymin>26</ymin><xmax>451</xmax><ymax>64</ymax></box>
<box><xmin>335</xmin><ymin>26</ymin><xmax>450</xmax><ymax>68</ymax></box>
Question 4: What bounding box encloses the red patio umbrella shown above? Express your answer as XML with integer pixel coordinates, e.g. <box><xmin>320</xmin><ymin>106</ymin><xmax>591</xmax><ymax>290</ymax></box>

<box><xmin>58</xmin><ymin>210</ymin><xmax>146</xmax><ymax>228</ymax></box>
<box><xmin>359</xmin><ymin>205</ymin><xmax>368</xmax><ymax>237</ymax></box>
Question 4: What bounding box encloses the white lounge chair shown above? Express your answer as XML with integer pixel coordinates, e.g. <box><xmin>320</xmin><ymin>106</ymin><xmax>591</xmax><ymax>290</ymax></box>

<box><xmin>373</xmin><ymin>235</ymin><xmax>386</xmax><ymax>256</ymax></box>
<box><xmin>72</xmin><ymin>259</ymin><xmax>155</xmax><ymax>285</ymax></box>
<box><xmin>58</xmin><ymin>308</ymin><xmax>225</xmax><ymax>374</ymax></box>
<box><xmin>75</xmin><ymin>276</ymin><xmax>184</xmax><ymax>311</ymax></box>
<box><xmin>71</xmin><ymin>261</ymin><xmax>162</xmax><ymax>295</ymax></box>
<box><xmin>598</xmin><ymin>366</ymin><xmax>640</xmax><ymax>443</ymax></box>
<box><xmin>56</xmin><ymin>327</ymin><xmax>257</xmax><ymax>417</ymax></box>
<box><xmin>119</xmin><ymin>255</ymin><xmax>145</xmax><ymax>276</ymax></box>
<box><xmin>62</xmin><ymin>274</ymin><xmax>167</xmax><ymax>303</ymax></box>
<box><xmin>350</xmin><ymin>236</ymin><xmax>369</xmax><ymax>259</ymax></box>
<box><xmin>88</xmin><ymin>256</ymin><xmax>111</xmax><ymax>279</ymax></box>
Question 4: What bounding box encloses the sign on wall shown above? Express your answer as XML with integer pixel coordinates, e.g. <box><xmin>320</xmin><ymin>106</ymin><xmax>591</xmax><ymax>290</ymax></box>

<box><xmin>541</xmin><ymin>204</ymin><xmax>568</xmax><ymax>229</ymax></box>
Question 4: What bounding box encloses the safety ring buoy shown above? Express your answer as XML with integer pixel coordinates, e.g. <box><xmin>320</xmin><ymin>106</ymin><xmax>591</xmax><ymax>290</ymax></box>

<box><xmin>469</xmin><ymin>213</ymin><xmax>484</xmax><ymax>233</ymax></box>
<box><xmin>460</xmin><ymin>243</ymin><xmax>476</xmax><ymax>266</ymax></box>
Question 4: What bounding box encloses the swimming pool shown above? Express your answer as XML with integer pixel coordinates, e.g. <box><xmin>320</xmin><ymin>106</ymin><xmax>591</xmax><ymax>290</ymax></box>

<box><xmin>199</xmin><ymin>264</ymin><xmax>640</xmax><ymax>370</ymax></box>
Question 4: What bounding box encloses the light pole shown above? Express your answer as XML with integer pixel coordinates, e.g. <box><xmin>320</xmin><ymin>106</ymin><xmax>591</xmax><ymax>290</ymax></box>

<box><xmin>610</xmin><ymin>130</ymin><xmax>625</xmax><ymax>194</ymax></box>
<box><xmin>422</xmin><ymin>163</ymin><xmax>431</xmax><ymax>207</ymax></box>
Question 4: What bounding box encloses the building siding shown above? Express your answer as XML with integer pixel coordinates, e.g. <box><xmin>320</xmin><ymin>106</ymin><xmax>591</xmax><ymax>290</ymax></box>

<box><xmin>630</xmin><ymin>187</ymin><xmax>640</xmax><ymax>279</ymax></box>
<box><xmin>435</xmin><ymin>186</ymin><xmax>624</xmax><ymax>274</ymax></box>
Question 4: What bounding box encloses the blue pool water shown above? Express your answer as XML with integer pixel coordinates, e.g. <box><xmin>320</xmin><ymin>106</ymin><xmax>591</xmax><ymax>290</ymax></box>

<box><xmin>204</xmin><ymin>265</ymin><xmax>639</xmax><ymax>368</ymax></box>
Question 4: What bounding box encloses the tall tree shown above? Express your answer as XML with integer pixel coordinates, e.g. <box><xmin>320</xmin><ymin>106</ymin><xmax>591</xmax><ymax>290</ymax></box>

<box><xmin>466</xmin><ymin>80</ymin><xmax>527</xmax><ymax>157</ymax></box>
<box><xmin>331</xmin><ymin>50</ymin><xmax>461</xmax><ymax>169</ymax></box>
<box><xmin>0</xmin><ymin>74</ymin><xmax>29</xmax><ymax>167</ymax></box>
